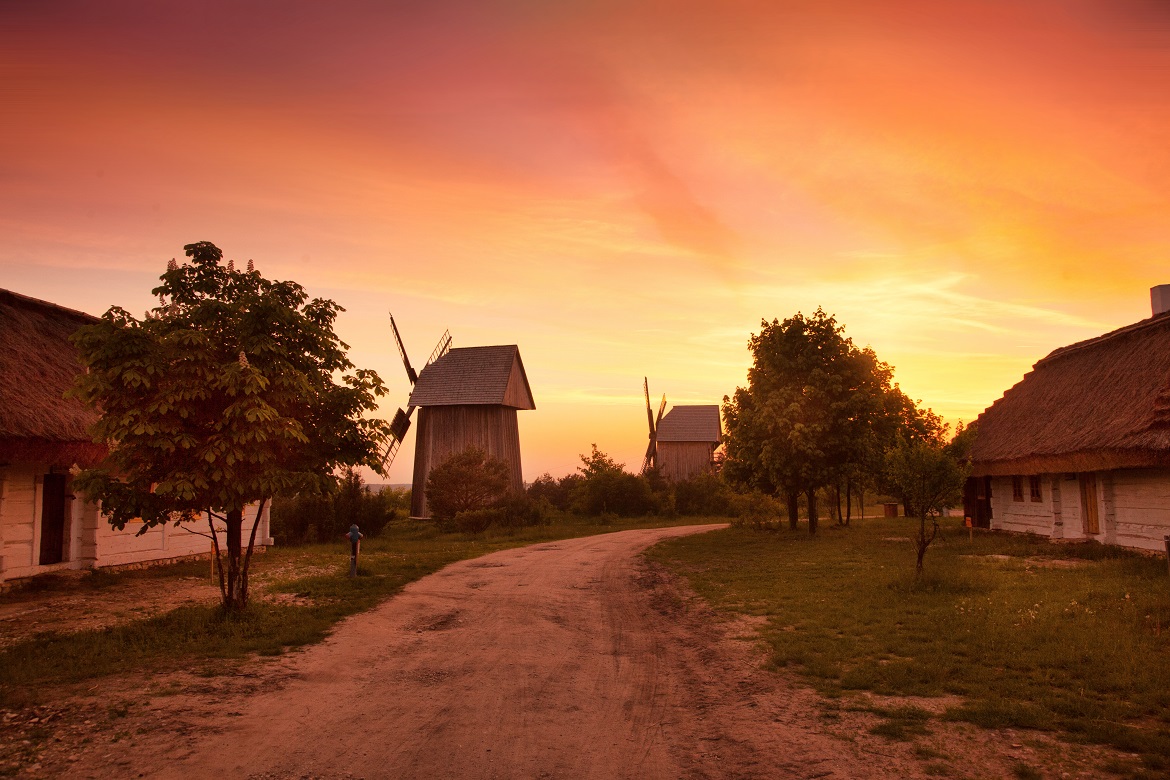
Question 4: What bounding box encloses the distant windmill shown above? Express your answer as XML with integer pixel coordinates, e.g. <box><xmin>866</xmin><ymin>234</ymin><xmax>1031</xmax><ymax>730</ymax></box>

<box><xmin>640</xmin><ymin>378</ymin><xmax>723</xmax><ymax>482</ymax></box>
<box><xmin>386</xmin><ymin>314</ymin><xmax>536</xmax><ymax>519</ymax></box>
<box><xmin>640</xmin><ymin>377</ymin><xmax>667</xmax><ymax>475</ymax></box>
<box><xmin>380</xmin><ymin>313</ymin><xmax>451</xmax><ymax>470</ymax></box>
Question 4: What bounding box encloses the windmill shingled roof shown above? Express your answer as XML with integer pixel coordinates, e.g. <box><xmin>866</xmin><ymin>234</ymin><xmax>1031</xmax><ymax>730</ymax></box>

<box><xmin>969</xmin><ymin>310</ymin><xmax>1170</xmax><ymax>475</ymax></box>
<box><xmin>408</xmin><ymin>345</ymin><xmax>535</xmax><ymax>409</ymax></box>
<box><xmin>656</xmin><ymin>405</ymin><xmax>721</xmax><ymax>443</ymax></box>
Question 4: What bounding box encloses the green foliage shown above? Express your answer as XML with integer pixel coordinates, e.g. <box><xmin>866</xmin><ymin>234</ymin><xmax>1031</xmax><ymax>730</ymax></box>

<box><xmin>673</xmin><ymin>472</ymin><xmax>734</xmax><ymax>516</ymax></box>
<box><xmin>425</xmin><ymin>447</ymin><xmax>511</xmax><ymax>523</ymax></box>
<box><xmin>570</xmin><ymin>445</ymin><xmax>657</xmax><ymax>517</ymax></box>
<box><xmin>727</xmin><ymin>491</ymin><xmax>782</xmax><ymax>529</ymax></box>
<box><xmin>68</xmin><ymin>242</ymin><xmax>390</xmax><ymax>609</ymax></box>
<box><xmin>649</xmin><ymin>519</ymin><xmax>1170</xmax><ymax>770</ymax></box>
<box><xmin>270</xmin><ymin>468</ymin><xmax>399</xmax><ymax>545</ymax></box>
<box><xmin>722</xmin><ymin>309</ymin><xmax>931</xmax><ymax>534</ymax></box>
<box><xmin>527</xmin><ymin>472</ymin><xmax>578</xmax><ymax>512</ymax></box>
<box><xmin>885</xmin><ymin>423</ymin><xmax>973</xmax><ymax>574</ymax></box>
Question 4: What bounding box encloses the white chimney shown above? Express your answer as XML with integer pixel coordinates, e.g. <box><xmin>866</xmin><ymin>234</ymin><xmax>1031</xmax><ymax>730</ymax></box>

<box><xmin>1153</xmin><ymin>285</ymin><xmax>1170</xmax><ymax>317</ymax></box>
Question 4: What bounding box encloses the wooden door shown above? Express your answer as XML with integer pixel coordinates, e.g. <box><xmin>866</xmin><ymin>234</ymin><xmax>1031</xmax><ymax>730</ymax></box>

<box><xmin>38</xmin><ymin>474</ymin><xmax>67</xmax><ymax>565</ymax></box>
<box><xmin>1079</xmin><ymin>474</ymin><xmax>1100</xmax><ymax>535</ymax></box>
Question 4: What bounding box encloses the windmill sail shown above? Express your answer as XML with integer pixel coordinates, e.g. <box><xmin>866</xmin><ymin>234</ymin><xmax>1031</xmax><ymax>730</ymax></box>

<box><xmin>389</xmin><ymin>313</ymin><xmax>418</xmax><ymax>385</ymax></box>
<box><xmin>641</xmin><ymin>377</ymin><xmax>660</xmax><ymax>475</ymax></box>
<box><xmin>382</xmin><ymin>313</ymin><xmax>448</xmax><ymax>470</ymax></box>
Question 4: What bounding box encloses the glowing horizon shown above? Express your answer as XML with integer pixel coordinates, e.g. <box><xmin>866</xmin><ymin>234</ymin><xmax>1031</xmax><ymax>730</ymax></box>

<box><xmin>4</xmin><ymin>1</ymin><xmax>1170</xmax><ymax>482</ymax></box>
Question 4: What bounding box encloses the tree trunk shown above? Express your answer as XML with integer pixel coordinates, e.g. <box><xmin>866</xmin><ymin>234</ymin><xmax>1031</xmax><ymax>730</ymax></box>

<box><xmin>240</xmin><ymin>497</ymin><xmax>269</xmax><ymax>609</ymax></box>
<box><xmin>787</xmin><ymin>489</ymin><xmax>800</xmax><ymax>531</ymax></box>
<box><xmin>834</xmin><ymin>482</ymin><xmax>844</xmax><ymax>525</ymax></box>
<box><xmin>845</xmin><ymin>479</ymin><xmax>853</xmax><ymax>526</ymax></box>
<box><xmin>224</xmin><ymin>508</ymin><xmax>244</xmax><ymax>611</ymax></box>
<box><xmin>807</xmin><ymin>488</ymin><xmax>818</xmax><ymax>535</ymax></box>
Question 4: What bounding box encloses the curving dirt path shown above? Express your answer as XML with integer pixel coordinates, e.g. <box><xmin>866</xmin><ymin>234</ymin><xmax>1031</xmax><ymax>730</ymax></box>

<box><xmin>75</xmin><ymin>525</ymin><xmax>917</xmax><ymax>779</ymax></box>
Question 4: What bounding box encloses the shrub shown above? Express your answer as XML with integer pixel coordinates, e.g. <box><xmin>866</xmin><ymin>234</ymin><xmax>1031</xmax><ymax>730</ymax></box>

<box><xmin>728</xmin><ymin>491</ymin><xmax>782</xmax><ymax>530</ymax></box>
<box><xmin>496</xmin><ymin>492</ymin><xmax>549</xmax><ymax>528</ymax></box>
<box><xmin>270</xmin><ymin>468</ymin><xmax>398</xmax><ymax>545</ymax></box>
<box><xmin>673</xmin><ymin>472</ymin><xmax>734</xmax><ymax>516</ymax></box>
<box><xmin>426</xmin><ymin>447</ymin><xmax>511</xmax><ymax>523</ymax></box>
<box><xmin>454</xmin><ymin>508</ymin><xmax>504</xmax><ymax>534</ymax></box>
<box><xmin>527</xmin><ymin>472</ymin><xmax>575</xmax><ymax>512</ymax></box>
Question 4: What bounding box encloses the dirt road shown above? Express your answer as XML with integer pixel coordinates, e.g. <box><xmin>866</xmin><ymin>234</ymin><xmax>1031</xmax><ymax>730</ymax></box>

<box><xmin>86</xmin><ymin>525</ymin><xmax>909</xmax><ymax>779</ymax></box>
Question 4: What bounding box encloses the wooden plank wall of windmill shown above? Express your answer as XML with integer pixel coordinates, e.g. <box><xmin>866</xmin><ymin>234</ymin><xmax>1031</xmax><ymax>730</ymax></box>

<box><xmin>657</xmin><ymin>441</ymin><xmax>716</xmax><ymax>482</ymax></box>
<box><xmin>411</xmin><ymin>404</ymin><xmax>524</xmax><ymax>518</ymax></box>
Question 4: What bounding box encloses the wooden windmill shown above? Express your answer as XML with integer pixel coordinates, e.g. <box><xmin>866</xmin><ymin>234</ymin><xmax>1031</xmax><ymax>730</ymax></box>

<box><xmin>385</xmin><ymin>314</ymin><xmax>535</xmax><ymax>519</ymax></box>
<box><xmin>640</xmin><ymin>378</ymin><xmax>722</xmax><ymax>482</ymax></box>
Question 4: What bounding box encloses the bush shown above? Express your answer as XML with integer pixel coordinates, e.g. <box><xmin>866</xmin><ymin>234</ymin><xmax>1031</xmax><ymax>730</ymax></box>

<box><xmin>571</xmin><ymin>468</ymin><xmax>657</xmax><ymax>516</ymax></box>
<box><xmin>496</xmin><ymin>492</ymin><xmax>550</xmax><ymax>528</ymax></box>
<box><xmin>527</xmin><ymin>472</ymin><xmax>578</xmax><ymax>512</ymax></box>
<box><xmin>454</xmin><ymin>508</ymin><xmax>504</xmax><ymax>534</ymax></box>
<box><xmin>426</xmin><ymin>447</ymin><xmax>511</xmax><ymax>523</ymax></box>
<box><xmin>728</xmin><ymin>491</ymin><xmax>782</xmax><ymax>530</ymax></box>
<box><xmin>673</xmin><ymin>472</ymin><xmax>734</xmax><ymax>516</ymax></box>
<box><xmin>270</xmin><ymin>468</ymin><xmax>399</xmax><ymax>545</ymax></box>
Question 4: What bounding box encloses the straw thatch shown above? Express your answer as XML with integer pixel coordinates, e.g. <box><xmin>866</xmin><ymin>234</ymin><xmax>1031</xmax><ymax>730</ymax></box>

<box><xmin>969</xmin><ymin>311</ymin><xmax>1170</xmax><ymax>476</ymax></box>
<box><xmin>0</xmin><ymin>288</ymin><xmax>105</xmax><ymax>465</ymax></box>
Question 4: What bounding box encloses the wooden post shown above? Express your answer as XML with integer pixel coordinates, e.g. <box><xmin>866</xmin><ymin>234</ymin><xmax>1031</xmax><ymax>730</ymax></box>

<box><xmin>350</xmin><ymin>540</ymin><xmax>359</xmax><ymax>578</ymax></box>
<box><xmin>1164</xmin><ymin>535</ymin><xmax>1170</xmax><ymax>578</ymax></box>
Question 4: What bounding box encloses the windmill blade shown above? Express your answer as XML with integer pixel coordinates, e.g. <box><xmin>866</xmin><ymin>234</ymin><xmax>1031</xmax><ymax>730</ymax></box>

<box><xmin>427</xmin><ymin>330</ymin><xmax>452</xmax><ymax>366</ymax></box>
<box><xmin>651</xmin><ymin>394</ymin><xmax>666</xmax><ymax>471</ymax></box>
<box><xmin>389</xmin><ymin>313</ymin><xmax>418</xmax><ymax>385</ymax></box>
<box><xmin>644</xmin><ymin>377</ymin><xmax>655</xmax><ymax>436</ymax></box>
<box><xmin>380</xmin><ymin>406</ymin><xmax>416</xmax><ymax>469</ymax></box>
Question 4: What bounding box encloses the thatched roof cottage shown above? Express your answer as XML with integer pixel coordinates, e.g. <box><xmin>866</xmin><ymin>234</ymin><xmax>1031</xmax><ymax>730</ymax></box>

<box><xmin>966</xmin><ymin>286</ymin><xmax>1170</xmax><ymax>550</ymax></box>
<box><xmin>0</xmin><ymin>288</ymin><xmax>269</xmax><ymax>585</ymax></box>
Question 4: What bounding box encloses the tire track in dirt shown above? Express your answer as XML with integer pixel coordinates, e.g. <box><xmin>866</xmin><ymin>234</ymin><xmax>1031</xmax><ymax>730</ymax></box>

<box><xmin>74</xmin><ymin>525</ymin><xmax>908</xmax><ymax>779</ymax></box>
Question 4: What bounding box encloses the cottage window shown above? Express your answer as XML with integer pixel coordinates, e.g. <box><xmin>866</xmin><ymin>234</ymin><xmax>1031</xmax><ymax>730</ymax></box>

<box><xmin>1029</xmin><ymin>476</ymin><xmax>1042</xmax><ymax>502</ymax></box>
<box><xmin>1012</xmin><ymin>476</ymin><xmax>1024</xmax><ymax>501</ymax></box>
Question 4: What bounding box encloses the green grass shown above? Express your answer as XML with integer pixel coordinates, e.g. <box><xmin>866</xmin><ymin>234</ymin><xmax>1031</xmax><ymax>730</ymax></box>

<box><xmin>646</xmin><ymin>518</ymin><xmax>1170</xmax><ymax>772</ymax></box>
<box><xmin>0</xmin><ymin>514</ymin><xmax>707</xmax><ymax>705</ymax></box>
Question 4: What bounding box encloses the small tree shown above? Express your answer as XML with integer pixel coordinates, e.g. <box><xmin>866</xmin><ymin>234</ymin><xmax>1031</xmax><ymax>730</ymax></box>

<box><xmin>571</xmin><ymin>445</ymin><xmax>655</xmax><ymax>517</ymax></box>
<box><xmin>425</xmin><ymin>447</ymin><xmax>511</xmax><ymax>526</ymax></box>
<box><xmin>885</xmin><ymin>424</ymin><xmax>972</xmax><ymax>575</ymax></box>
<box><xmin>71</xmin><ymin>242</ymin><xmax>389</xmax><ymax>610</ymax></box>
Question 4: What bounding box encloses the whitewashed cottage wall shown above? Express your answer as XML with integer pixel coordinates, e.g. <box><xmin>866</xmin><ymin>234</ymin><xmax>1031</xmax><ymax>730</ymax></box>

<box><xmin>0</xmin><ymin>464</ymin><xmax>272</xmax><ymax>583</ymax></box>
<box><xmin>988</xmin><ymin>469</ymin><xmax>1170</xmax><ymax>552</ymax></box>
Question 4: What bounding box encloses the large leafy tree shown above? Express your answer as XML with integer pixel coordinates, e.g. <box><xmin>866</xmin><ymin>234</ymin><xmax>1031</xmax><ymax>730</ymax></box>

<box><xmin>722</xmin><ymin>310</ymin><xmax>895</xmax><ymax>533</ymax></box>
<box><xmin>71</xmin><ymin>241</ymin><xmax>390</xmax><ymax>609</ymax></box>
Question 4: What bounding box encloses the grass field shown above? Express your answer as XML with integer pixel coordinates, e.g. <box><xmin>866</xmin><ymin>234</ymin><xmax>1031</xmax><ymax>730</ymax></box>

<box><xmin>0</xmin><ymin>515</ymin><xmax>700</xmax><ymax>705</ymax></box>
<box><xmin>647</xmin><ymin>517</ymin><xmax>1170</xmax><ymax>776</ymax></box>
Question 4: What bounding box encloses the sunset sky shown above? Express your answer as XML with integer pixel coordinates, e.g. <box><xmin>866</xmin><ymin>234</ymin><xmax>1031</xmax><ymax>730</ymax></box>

<box><xmin>4</xmin><ymin>0</ymin><xmax>1170</xmax><ymax>483</ymax></box>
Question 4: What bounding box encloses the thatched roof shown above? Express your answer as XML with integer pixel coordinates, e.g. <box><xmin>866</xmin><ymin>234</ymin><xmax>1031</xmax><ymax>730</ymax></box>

<box><xmin>969</xmin><ymin>311</ymin><xmax>1170</xmax><ymax>476</ymax></box>
<box><xmin>656</xmin><ymin>405</ymin><xmax>722</xmax><ymax>443</ymax></box>
<box><xmin>409</xmin><ymin>345</ymin><xmax>535</xmax><ymax>410</ymax></box>
<box><xmin>0</xmin><ymin>288</ymin><xmax>105</xmax><ymax>465</ymax></box>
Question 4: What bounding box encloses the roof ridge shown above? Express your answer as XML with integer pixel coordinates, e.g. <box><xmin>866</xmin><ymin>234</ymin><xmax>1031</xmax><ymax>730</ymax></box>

<box><xmin>1039</xmin><ymin>310</ymin><xmax>1170</xmax><ymax>365</ymax></box>
<box><xmin>0</xmin><ymin>287</ymin><xmax>99</xmax><ymax>323</ymax></box>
